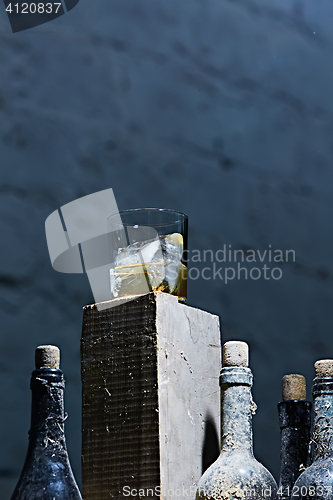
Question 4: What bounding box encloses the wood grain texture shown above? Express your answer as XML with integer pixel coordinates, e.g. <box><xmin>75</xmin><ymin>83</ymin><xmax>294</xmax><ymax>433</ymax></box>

<box><xmin>81</xmin><ymin>292</ymin><xmax>221</xmax><ymax>500</ymax></box>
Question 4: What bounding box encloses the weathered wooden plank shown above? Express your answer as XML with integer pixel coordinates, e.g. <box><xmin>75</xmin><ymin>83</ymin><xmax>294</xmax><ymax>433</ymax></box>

<box><xmin>81</xmin><ymin>292</ymin><xmax>221</xmax><ymax>500</ymax></box>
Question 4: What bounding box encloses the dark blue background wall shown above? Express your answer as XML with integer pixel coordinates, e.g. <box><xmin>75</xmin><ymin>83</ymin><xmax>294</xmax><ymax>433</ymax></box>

<box><xmin>1</xmin><ymin>0</ymin><xmax>333</xmax><ymax>497</ymax></box>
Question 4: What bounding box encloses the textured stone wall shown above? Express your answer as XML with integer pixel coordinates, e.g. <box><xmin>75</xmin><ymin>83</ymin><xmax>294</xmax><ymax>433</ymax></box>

<box><xmin>1</xmin><ymin>0</ymin><xmax>333</xmax><ymax>497</ymax></box>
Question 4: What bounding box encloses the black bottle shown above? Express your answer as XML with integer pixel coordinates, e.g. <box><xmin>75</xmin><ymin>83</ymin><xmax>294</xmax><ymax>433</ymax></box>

<box><xmin>196</xmin><ymin>341</ymin><xmax>277</xmax><ymax>500</ymax></box>
<box><xmin>277</xmin><ymin>374</ymin><xmax>312</xmax><ymax>500</ymax></box>
<box><xmin>291</xmin><ymin>359</ymin><xmax>333</xmax><ymax>500</ymax></box>
<box><xmin>11</xmin><ymin>345</ymin><xmax>82</xmax><ymax>500</ymax></box>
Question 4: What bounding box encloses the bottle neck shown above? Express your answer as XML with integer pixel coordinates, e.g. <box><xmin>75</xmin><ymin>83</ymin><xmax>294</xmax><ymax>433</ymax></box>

<box><xmin>278</xmin><ymin>401</ymin><xmax>312</xmax><ymax>430</ymax></box>
<box><xmin>220</xmin><ymin>367</ymin><xmax>254</xmax><ymax>454</ymax></box>
<box><xmin>312</xmin><ymin>377</ymin><xmax>333</xmax><ymax>459</ymax></box>
<box><xmin>29</xmin><ymin>368</ymin><xmax>66</xmax><ymax>451</ymax></box>
<box><xmin>278</xmin><ymin>401</ymin><xmax>312</xmax><ymax>497</ymax></box>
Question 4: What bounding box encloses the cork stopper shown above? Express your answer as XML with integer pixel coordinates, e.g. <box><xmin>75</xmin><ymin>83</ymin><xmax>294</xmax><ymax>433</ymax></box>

<box><xmin>35</xmin><ymin>345</ymin><xmax>60</xmax><ymax>369</ymax></box>
<box><xmin>223</xmin><ymin>341</ymin><xmax>249</xmax><ymax>367</ymax></box>
<box><xmin>314</xmin><ymin>359</ymin><xmax>333</xmax><ymax>378</ymax></box>
<box><xmin>282</xmin><ymin>374</ymin><xmax>306</xmax><ymax>401</ymax></box>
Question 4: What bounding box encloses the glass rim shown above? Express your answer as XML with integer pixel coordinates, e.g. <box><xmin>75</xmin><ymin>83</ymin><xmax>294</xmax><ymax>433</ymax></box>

<box><xmin>107</xmin><ymin>208</ymin><xmax>188</xmax><ymax>226</ymax></box>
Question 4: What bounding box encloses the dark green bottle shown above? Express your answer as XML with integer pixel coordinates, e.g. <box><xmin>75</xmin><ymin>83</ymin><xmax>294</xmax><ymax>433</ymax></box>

<box><xmin>277</xmin><ymin>374</ymin><xmax>312</xmax><ymax>500</ymax></box>
<box><xmin>291</xmin><ymin>359</ymin><xmax>333</xmax><ymax>500</ymax></box>
<box><xmin>11</xmin><ymin>345</ymin><xmax>82</xmax><ymax>500</ymax></box>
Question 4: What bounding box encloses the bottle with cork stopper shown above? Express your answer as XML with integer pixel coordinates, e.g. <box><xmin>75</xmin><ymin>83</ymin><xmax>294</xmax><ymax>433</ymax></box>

<box><xmin>277</xmin><ymin>374</ymin><xmax>312</xmax><ymax>500</ymax></box>
<box><xmin>10</xmin><ymin>345</ymin><xmax>82</xmax><ymax>500</ymax></box>
<box><xmin>291</xmin><ymin>359</ymin><xmax>333</xmax><ymax>500</ymax></box>
<box><xmin>196</xmin><ymin>341</ymin><xmax>277</xmax><ymax>500</ymax></box>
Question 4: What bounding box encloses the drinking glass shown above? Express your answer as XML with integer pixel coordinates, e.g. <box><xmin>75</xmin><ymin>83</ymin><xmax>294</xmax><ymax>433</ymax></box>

<box><xmin>107</xmin><ymin>208</ymin><xmax>188</xmax><ymax>303</ymax></box>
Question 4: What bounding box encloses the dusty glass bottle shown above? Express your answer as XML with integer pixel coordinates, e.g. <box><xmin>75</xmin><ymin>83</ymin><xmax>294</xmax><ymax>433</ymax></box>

<box><xmin>277</xmin><ymin>374</ymin><xmax>312</xmax><ymax>500</ymax></box>
<box><xmin>11</xmin><ymin>345</ymin><xmax>82</xmax><ymax>500</ymax></box>
<box><xmin>291</xmin><ymin>359</ymin><xmax>333</xmax><ymax>500</ymax></box>
<box><xmin>196</xmin><ymin>341</ymin><xmax>277</xmax><ymax>500</ymax></box>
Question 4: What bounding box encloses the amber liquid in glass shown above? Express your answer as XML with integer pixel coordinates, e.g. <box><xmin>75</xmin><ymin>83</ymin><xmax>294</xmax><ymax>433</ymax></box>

<box><xmin>111</xmin><ymin>261</ymin><xmax>187</xmax><ymax>303</ymax></box>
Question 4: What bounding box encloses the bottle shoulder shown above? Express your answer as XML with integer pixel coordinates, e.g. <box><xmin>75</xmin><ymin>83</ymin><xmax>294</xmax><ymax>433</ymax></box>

<box><xmin>291</xmin><ymin>458</ymin><xmax>333</xmax><ymax>500</ymax></box>
<box><xmin>11</xmin><ymin>481</ymin><xmax>82</xmax><ymax>500</ymax></box>
<box><xmin>11</xmin><ymin>458</ymin><xmax>82</xmax><ymax>500</ymax></box>
<box><xmin>293</xmin><ymin>457</ymin><xmax>333</xmax><ymax>485</ymax></box>
<box><xmin>11</xmin><ymin>443</ymin><xmax>82</xmax><ymax>500</ymax></box>
<box><xmin>197</xmin><ymin>451</ymin><xmax>277</xmax><ymax>500</ymax></box>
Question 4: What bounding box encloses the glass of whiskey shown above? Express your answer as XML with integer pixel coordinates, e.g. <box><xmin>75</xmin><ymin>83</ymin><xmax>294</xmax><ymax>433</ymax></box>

<box><xmin>107</xmin><ymin>208</ymin><xmax>188</xmax><ymax>303</ymax></box>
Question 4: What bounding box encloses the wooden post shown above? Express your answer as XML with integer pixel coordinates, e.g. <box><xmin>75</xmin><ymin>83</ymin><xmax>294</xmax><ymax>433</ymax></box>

<box><xmin>81</xmin><ymin>292</ymin><xmax>221</xmax><ymax>499</ymax></box>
